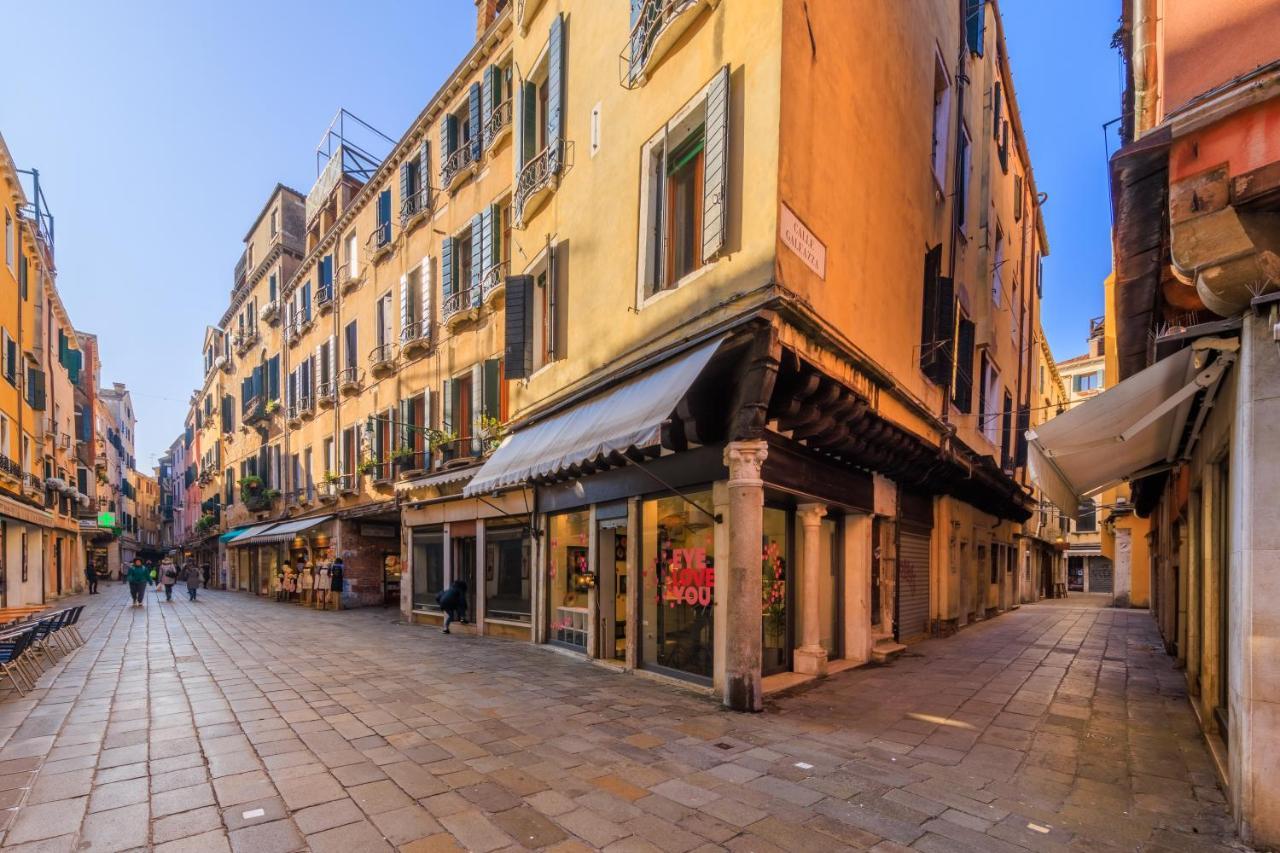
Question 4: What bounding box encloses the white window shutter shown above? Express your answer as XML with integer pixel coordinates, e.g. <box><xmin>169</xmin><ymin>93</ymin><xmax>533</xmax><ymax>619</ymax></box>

<box><xmin>422</xmin><ymin>388</ymin><xmax>432</xmax><ymax>433</ymax></box>
<box><xmin>313</xmin><ymin>345</ymin><xmax>322</xmax><ymax>394</ymax></box>
<box><xmin>399</xmin><ymin>273</ymin><xmax>409</xmax><ymax>334</ymax></box>
<box><xmin>471</xmin><ymin>362</ymin><xmax>483</xmax><ymax>454</ymax></box>
<box><xmin>420</xmin><ymin>256</ymin><xmax>433</xmax><ymax>333</ymax></box>
<box><xmin>702</xmin><ymin>64</ymin><xmax>730</xmax><ymax>263</ymax></box>
<box><xmin>328</xmin><ymin>335</ymin><xmax>336</xmax><ymax>385</ymax></box>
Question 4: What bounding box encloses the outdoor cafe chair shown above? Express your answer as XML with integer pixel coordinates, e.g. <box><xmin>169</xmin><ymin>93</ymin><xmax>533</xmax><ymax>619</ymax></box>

<box><xmin>0</xmin><ymin>629</ymin><xmax>36</xmax><ymax>695</ymax></box>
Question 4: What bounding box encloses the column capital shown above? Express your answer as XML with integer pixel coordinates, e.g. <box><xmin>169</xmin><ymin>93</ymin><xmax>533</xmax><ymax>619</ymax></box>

<box><xmin>724</xmin><ymin>440</ymin><xmax>768</xmax><ymax>486</ymax></box>
<box><xmin>796</xmin><ymin>503</ymin><xmax>827</xmax><ymax>526</ymax></box>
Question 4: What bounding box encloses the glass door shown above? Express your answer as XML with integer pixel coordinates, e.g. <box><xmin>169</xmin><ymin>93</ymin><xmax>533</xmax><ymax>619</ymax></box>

<box><xmin>596</xmin><ymin>518</ymin><xmax>627</xmax><ymax>662</ymax></box>
<box><xmin>762</xmin><ymin>507</ymin><xmax>791</xmax><ymax>676</ymax></box>
<box><xmin>452</xmin><ymin>536</ymin><xmax>477</xmax><ymax>622</ymax></box>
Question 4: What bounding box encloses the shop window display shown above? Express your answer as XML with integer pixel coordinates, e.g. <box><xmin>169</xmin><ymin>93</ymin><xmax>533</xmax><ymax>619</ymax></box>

<box><xmin>485</xmin><ymin>522</ymin><xmax>531</xmax><ymax>622</ymax></box>
<box><xmin>642</xmin><ymin>491</ymin><xmax>715</xmax><ymax>681</ymax></box>
<box><xmin>548</xmin><ymin>510</ymin><xmax>591</xmax><ymax>649</ymax></box>
<box><xmin>761</xmin><ymin>507</ymin><xmax>790</xmax><ymax>675</ymax></box>
<box><xmin>412</xmin><ymin>527</ymin><xmax>445</xmax><ymax>610</ymax></box>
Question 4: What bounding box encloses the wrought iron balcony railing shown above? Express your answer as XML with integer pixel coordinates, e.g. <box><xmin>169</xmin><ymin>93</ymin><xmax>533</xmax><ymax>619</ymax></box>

<box><xmin>483</xmin><ymin>100</ymin><xmax>512</xmax><ymax>153</ymax></box>
<box><xmin>621</xmin><ymin>0</ymin><xmax>702</xmax><ymax>88</ymax></box>
<box><xmin>337</xmin><ymin>366</ymin><xmax>363</xmax><ymax>395</ymax></box>
<box><xmin>514</xmin><ymin>141</ymin><xmax>563</xmax><ymax>224</ymax></box>
<box><xmin>400</xmin><ymin>321</ymin><xmax>432</xmax><ymax>356</ymax></box>
<box><xmin>316</xmin><ymin>284</ymin><xmax>334</xmax><ymax>313</ymax></box>
<box><xmin>368</xmin><ymin>343</ymin><xmax>400</xmax><ymax>376</ymax></box>
<box><xmin>442</xmin><ymin>287</ymin><xmax>479</xmax><ymax>322</ymax></box>
<box><xmin>400</xmin><ymin>186</ymin><xmax>433</xmax><ymax>228</ymax></box>
<box><xmin>337</xmin><ymin>261</ymin><xmax>363</xmax><ymax>293</ymax></box>
<box><xmin>479</xmin><ymin>261</ymin><xmax>508</xmax><ymax>304</ymax></box>
<box><xmin>316</xmin><ymin>380</ymin><xmax>337</xmax><ymax>406</ymax></box>
<box><xmin>440</xmin><ymin>145</ymin><xmax>475</xmax><ymax>190</ymax></box>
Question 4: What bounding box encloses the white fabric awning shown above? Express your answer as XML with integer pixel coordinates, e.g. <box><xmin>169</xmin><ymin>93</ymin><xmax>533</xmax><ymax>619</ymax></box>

<box><xmin>464</xmin><ymin>337</ymin><xmax>724</xmax><ymax>496</ymax></box>
<box><xmin>242</xmin><ymin>515</ymin><xmax>334</xmax><ymax>546</ymax></box>
<box><xmin>1027</xmin><ymin>340</ymin><xmax>1235</xmax><ymax>518</ymax></box>
<box><xmin>225</xmin><ymin>522</ymin><xmax>279</xmax><ymax>547</ymax></box>
<box><xmin>394</xmin><ymin>467</ymin><xmax>475</xmax><ymax>494</ymax></box>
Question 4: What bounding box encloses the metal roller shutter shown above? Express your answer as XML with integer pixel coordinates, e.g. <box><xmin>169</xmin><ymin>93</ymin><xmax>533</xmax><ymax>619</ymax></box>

<box><xmin>897</xmin><ymin>528</ymin><xmax>932</xmax><ymax>642</ymax></box>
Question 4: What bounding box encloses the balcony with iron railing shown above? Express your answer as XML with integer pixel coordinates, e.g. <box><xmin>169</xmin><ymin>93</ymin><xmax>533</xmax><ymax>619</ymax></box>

<box><xmin>0</xmin><ymin>453</ymin><xmax>22</xmax><ymax>483</ymax></box>
<box><xmin>261</xmin><ymin>298</ymin><xmax>280</xmax><ymax>324</ymax></box>
<box><xmin>316</xmin><ymin>379</ymin><xmax>337</xmax><ymax>408</ymax></box>
<box><xmin>442</xmin><ymin>286</ymin><xmax>479</xmax><ymax>325</ymax></box>
<box><xmin>233</xmin><ymin>328</ymin><xmax>259</xmax><ymax>355</ymax></box>
<box><xmin>440</xmin><ymin>143</ymin><xmax>476</xmax><ymax>192</ymax></box>
<box><xmin>316</xmin><ymin>284</ymin><xmax>334</xmax><ymax>314</ymax></box>
<box><xmin>287</xmin><ymin>313</ymin><xmax>314</xmax><ymax>346</ymax></box>
<box><xmin>400</xmin><ymin>186</ymin><xmax>433</xmax><ymax>232</ymax></box>
<box><xmin>483</xmin><ymin>100</ymin><xmax>512</xmax><ymax>154</ymax></box>
<box><xmin>369</xmin><ymin>343</ymin><xmax>400</xmax><ymax>378</ymax></box>
<box><xmin>337</xmin><ymin>261</ymin><xmax>363</xmax><ymax>294</ymax></box>
<box><xmin>337</xmin><ymin>366</ymin><xmax>362</xmax><ymax>396</ymax></box>
<box><xmin>479</xmin><ymin>261</ymin><xmax>508</xmax><ymax>305</ymax></box>
<box><xmin>366</xmin><ymin>220</ymin><xmax>395</xmax><ymax>264</ymax></box>
<box><xmin>620</xmin><ymin>0</ymin><xmax>707</xmax><ymax>88</ymax></box>
<box><xmin>393</xmin><ymin>449</ymin><xmax>431</xmax><ymax>479</ymax></box>
<box><xmin>400</xmin><ymin>320</ymin><xmax>432</xmax><ymax>358</ymax></box>
<box><xmin>243</xmin><ymin>396</ymin><xmax>268</xmax><ymax>425</ymax></box>
<box><xmin>514</xmin><ymin>140</ymin><xmax>564</xmax><ymax>225</ymax></box>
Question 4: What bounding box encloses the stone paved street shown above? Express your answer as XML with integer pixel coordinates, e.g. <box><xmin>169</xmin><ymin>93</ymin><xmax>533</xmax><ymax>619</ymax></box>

<box><xmin>0</xmin><ymin>585</ymin><xmax>1244</xmax><ymax>852</ymax></box>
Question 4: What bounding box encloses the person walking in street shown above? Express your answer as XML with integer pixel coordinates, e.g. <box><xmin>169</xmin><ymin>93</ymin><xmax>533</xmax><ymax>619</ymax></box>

<box><xmin>436</xmin><ymin>579</ymin><xmax>467</xmax><ymax>634</ymax></box>
<box><xmin>126</xmin><ymin>558</ymin><xmax>149</xmax><ymax>606</ymax></box>
<box><xmin>160</xmin><ymin>558</ymin><xmax>179</xmax><ymax>602</ymax></box>
<box><xmin>182</xmin><ymin>562</ymin><xmax>202</xmax><ymax>601</ymax></box>
<box><xmin>83</xmin><ymin>564</ymin><xmax>98</xmax><ymax>595</ymax></box>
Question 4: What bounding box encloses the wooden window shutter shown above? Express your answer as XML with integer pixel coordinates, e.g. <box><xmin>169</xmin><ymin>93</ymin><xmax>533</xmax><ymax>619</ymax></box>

<box><xmin>957</xmin><ymin>315</ymin><xmax>972</xmax><ymax>414</ymax></box>
<box><xmin>919</xmin><ymin>245</ymin><xmax>955</xmax><ymax>386</ymax></box>
<box><xmin>441</xmin><ymin>378</ymin><xmax>454</xmax><ymax>436</ymax></box>
<box><xmin>501</xmin><ymin>274</ymin><xmax>532</xmax><ymax>376</ymax></box>
<box><xmin>702</xmin><ymin>64</ymin><xmax>730</xmax><ymax>263</ymax></box>
<box><xmin>470</xmin><ymin>214</ymin><xmax>483</xmax><ymax>305</ymax></box>
<box><xmin>470</xmin><ymin>363</ymin><xmax>484</xmax><ymax>454</ymax></box>
<box><xmin>1014</xmin><ymin>405</ymin><xmax>1030</xmax><ymax>468</ymax></box>
<box><xmin>328</xmin><ymin>335</ymin><xmax>337</xmax><ymax>385</ymax></box>
<box><xmin>480</xmin><ymin>206</ymin><xmax>495</xmax><ymax>274</ymax></box>
<box><xmin>513</xmin><ymin>80</ymin><xmax>524</xmax><ymax>172</ymax></box>
<box><xmin>469</xmin><ymin>82</ymin><xmax>483</xmax><ymax>159</ymax></box>
<box><xmin>418</xmin><ymin>139</ymin><xmax>431</xmax><ymax>209</ymax></box>
<box><xmin>441</xmin><ymin>237</ymin><xmax>454</xmax><ymax>299</ymax></box>
<box><xmin>966</xmin><ymin>0</ymin><xmax>985</xmax><ymax>56</ymax></box>
<box><xmin>441</xmin><ymin>114</ymin><xmax>455</xmax><ymax>162</ymax></box>
<box><xmin>399</xmin><ymin>274</ymin><xmax>410</xmax><ymax>332</ymax></box>
<box><xmin>481</xmin><ymin>66</ymin><xmax>496</xmax><ymax>150</ymax></box>
<box><xmin>420</xmin><ymin>255</ymin><xmax>433</xmax><ymax>331</ymax></box>
<box><xmin>399</xmin><ymin>162</ymin><xmax>411</xmax><ymax>214</ymax></box>
<box><xmin>547</xmin><ymin>14</ymin><xmax>565</xmax><ymax>173</ymax></box>
<box><xmin>483</xmin><ymin>358</ymin><xmax>500</xmax><ymax>419</ymax></box>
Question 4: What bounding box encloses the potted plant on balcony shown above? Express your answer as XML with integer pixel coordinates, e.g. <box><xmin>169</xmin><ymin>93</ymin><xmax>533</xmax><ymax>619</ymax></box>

<box><xmin>390</xmin><ymin>446</ymin><xmax>415</xmax><ymax>472</ymax></box>
<box><xmin>195</xmin><ymin>514</ymin><xmax>218</xmax><ymax>534</ymax></box>
<box><xmin>318</xmin><ymin>471</ymin><xmax>341</xmax><ymax>501</ymax></box>
<box><xmin>479</xmin><ymin>415</ymin><xmax>506</xmax><ymax>453</ymax></box>
<box><xmin>357</xmin><ymin>458</ymin><xmax>377</xmax><ymax>477</ymax></box>
<box><xmin>265</xmin><ymin>399</ymin><xmax>282</xmax><ymax>415</ymax></box>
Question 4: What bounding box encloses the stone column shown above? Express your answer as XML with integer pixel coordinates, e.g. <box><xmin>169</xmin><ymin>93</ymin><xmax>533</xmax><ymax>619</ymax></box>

<box><xmin>843</xmin><ymin>513</ymin><xmax>873</xmax><ymax>664</ymax></box>
<box><xmin>723</xmin><ymin>440</ymin><xmax>767</xmax><ymax>712</ymax></box>
<box><xmin>794</xmin><ymin>503</ymin><xmax>828</xmax><ymax>676</ymax></box>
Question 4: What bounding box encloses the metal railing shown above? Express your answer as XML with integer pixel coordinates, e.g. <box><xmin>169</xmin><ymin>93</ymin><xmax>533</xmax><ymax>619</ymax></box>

<box><xmin>400</xmin><ymin>186</ymin><xmax>432</xmax><ymax>226</ymax></box>
<box><xmin>440</xmin><ymin>144</ymin><xmax>475</xmax><ymax>189</ymax></box>
<box><xmin>337</xmin><ymin>366</ymin><xmax>362</xmax><ymax>392</ymax></box>
<box><xmin>479</xmin><ymin>261</ymin><xmax>508</xmax><ymax>303</ymax></box>
<box><xmin>261</xmin><ymin>299</ymin><xmax>280</xmax><ymax>322</ymax></box>
<box><xmin>316</xmin><ymin>380</ymin><xmax>338</xmax><ymax>404</ymax></box>
<box><xmin>442</xmin><ymin>287</ymin><xmax>478</xmax><ymax>321</ymax></box>
<box><xmin>316</xmin><ymin>284</ymin><xmax>334</xmax><ymax>311</ymax></box>
<box><xmin>233</xmin><ymin>328</ymin><xmax>259</xmax><ymax>354</ymax></box>
<box><xmin>368</xmin><ymin>343</ymin><xmax>400</xmax><ymax>372</ymax></box>
<box><xmin>400</xmin><ymin>321</ymin><xmax>431</xmax><ymax>351</ymax></box>
<box><xmin>514</xmin><ymin>141</ymin><xmax>563</xmax><ymax>223</ymax></box>
<box><xmin>483</xmin><ymin>100</ymin><xmax>512</xmax><ymax>152</ymax></box>
<box><xmin>0</xmin><ymin>454</ymin><xmax>22</xmax><ymax>481</ymax></box>
<box><xmin>394</xmin><ymin>449</ymin><xmax>431</xmax><ymax>475</ymax></box>
<box><xmin>367</xmin><ymin>221</ymin><xmax>394</xmax><ymax>256</ymax></box>
<box><xmin>337</xmin><ymin>261</ymin><xmax>362</xmax><ymax>292</ymax></box>
<box><xmin>622</xmin><ymin>0</ymin><xmax>698</xmax><ymax>86</ymax></box>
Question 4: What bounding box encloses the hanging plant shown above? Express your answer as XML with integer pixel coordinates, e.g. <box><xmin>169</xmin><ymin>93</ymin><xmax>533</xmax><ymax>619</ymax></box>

<box><xmin>265</xmin><ymin>399</ymin><xmax>282</xmax><ymax>414</ymax></box>
<box><xmin>479</xmin><ymin>415</ymin><xmax>506</xmax><ymax>452</ymax></box>
<box><xmin>427</xmin><ymin>429</ymin><xmax>457</xmax><ymax>454</ymax></box>
<box><xmin>321</xmin><ymin>471</ymin><xmax>341</xmax><ymax>485</ymax></box>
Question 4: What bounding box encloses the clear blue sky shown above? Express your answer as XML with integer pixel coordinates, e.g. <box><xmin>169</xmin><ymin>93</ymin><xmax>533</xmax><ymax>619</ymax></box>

<box><xmin>2</xmin><ymin>1</ymin><xmax>1120</xmax><ymax>469</ymax></box>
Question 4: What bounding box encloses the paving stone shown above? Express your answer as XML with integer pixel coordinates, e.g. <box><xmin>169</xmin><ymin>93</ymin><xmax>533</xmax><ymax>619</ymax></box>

<box><xmin>228</xmin><ymin>817</ymin><xmax>305</xmax><ymax>853</ymax></box>
<box><xmin>153</xmin><ymin>804</ymin><xmax>224</xmax><ymax>844</ymax></box>
<box><xmin>491</xmin><ymin>804</ymin><xmax>569</xmax><ymax>848</ymax></box>
<box><xmin>79</xmin><ymin>801</ymin><xmax>150</xmax><ymax>852</ymax></box>
<box><xmin>154</xmin><ymin>829</ymin><xmax>233</xmax><ymax>852</ymax></box>
<box><xmin>439</xmin><ymin>809</ymin><xmax>513</xmax><ymax>852</ymax></box>
<box><xmin>6</xmin><ymin>796</ymin><xmax>87</xmax><ymax>844</ymax></box>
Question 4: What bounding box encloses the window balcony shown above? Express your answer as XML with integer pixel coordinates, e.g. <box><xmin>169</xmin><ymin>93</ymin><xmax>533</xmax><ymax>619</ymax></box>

<box><xmin>399</xmin><ymin>320</ymin><xmax>432</xmax><ymax>359</ymax></box>
<box><xmin>287</xmin><ymin>315</ymin><xmax>314</xmax><ymax>347</ymax></box>
<box><xmin>366</xmin><ymin>223</ymin><xmax>395</xmax><ymax>265</ymax></box>
<box><xmin>316</xmin><ymin>284</ymin><xmax>334</xmax><ymax>315</ymax></box>
<box><xmin>514</xmin><ymin>141</ymin><xmax>564</xmax><ymax>226</ymax></box>
<box><xmin>243</xmin><ymin>396</ymin><xmax>269</xmax><ymax>425</ymax></box>
<box><xmin>483</xmin><ymin>100</ymin><xmax>512</xmax><ymax>154</ymax></box>
<box><xmin>338</xmin><ymin>366</ymin><xmax>362</xmax><ymax>396</ymax></box>
<box><xmin>338</xmin><ymin>261</ymin><xmax>363</xmax><ymax>294</ymax></box>
<box><xmin>440</xmin><ymin>145</ymin><xmax>476</xmax><ymax>192</ymax></box>
<box><xmin>479</xmin><ymin>261</ymin><xmax>508</xmax><ymax>305</ymax></box>
<box><xmin>317</xmin><ymin>481</ymin><xmax>339</xmax><ymax>503</ymax></box>
<box><xmin>395</xmin><ymin>449</ymin><xmax>431</xmax><ymax>479</ymax></box>
<box><xmin>316</xmin><ymin>380</ymin><xmax>337</xmax><ymax>408</ymax></box>
<box><xmin>261</xmin><ymin>299</ymin><xmax>280</xmax><ymax>324</ymax></box>
<box><xmin>368</xmin><ymin>343</ymin><xmax>400</xmax><ymax>378</ymax></box>
<box><xmin>215</xmin><ymin>355</ymin><xmax>231</xmax><ymax>374</ymax></box>
<box><xmin>442</xmin><ymin>287</ymin><xmax>480</xmax><ymax>326</ymax></box>
<box><xmin>285</xmin><ymin>403</ymin><xmax>304</xmax><ymax>428</ymax></box>
<box><xmin>233</xmin><ymin>329</ymin><xmax>259</xmax><ymax>356</ymax></box>
<box><xmin>400</xmin><ymin>187</ymin><xmax>433</xmax><ymax>233</ymax></box>
<box><xmin>337</xmin><ymin>473</ymin><xmax>358</xmax><ymax>495</ymax></box>
<box><xmin>370</xmin><ymin>461</ymin><xmax>395</xmax><ymax>488</ymax></box>
<box><xmin>621</xmin><ymin>0</ymin><xmax>708</xmax><ymax>89</ymax></box>
<box><xmin>0</xmin><ymin>453</ymin><xmax>22</xmax><ymax>483</ymax></box>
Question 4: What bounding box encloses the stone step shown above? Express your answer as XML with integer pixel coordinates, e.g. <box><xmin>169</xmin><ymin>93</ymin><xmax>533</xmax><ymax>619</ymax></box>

<box><xmin>871</xmin><ymin>639</ymin><xmax>907</xmax><ymax>665</ymax></box>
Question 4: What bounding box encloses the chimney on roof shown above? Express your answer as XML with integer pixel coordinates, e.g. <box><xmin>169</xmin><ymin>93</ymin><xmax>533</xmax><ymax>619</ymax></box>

<box><xmin>476</xmin><ymin>0</ymin><xmax>504</xmax><ymax>39</ymax></box>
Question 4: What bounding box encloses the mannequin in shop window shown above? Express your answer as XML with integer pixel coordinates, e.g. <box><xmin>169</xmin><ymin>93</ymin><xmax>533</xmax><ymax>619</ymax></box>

<box><xmin>316</xmin><ymin>563</ymin><xmax>331</xmax><ymax>609</ymax></box>
<box><xmin>300</xmin><ymin>560</ymin><xmax>313</xmax><ymax>604</ymax></box>
<box><xmin>330</xmin><ymin>558</ymin><xmax>344</xmax><ymax>609</ymax></box>
<box><xmin>276</xmin><ymin>561</ymin><xmax>289</xmax><ymax>602</ymax></box>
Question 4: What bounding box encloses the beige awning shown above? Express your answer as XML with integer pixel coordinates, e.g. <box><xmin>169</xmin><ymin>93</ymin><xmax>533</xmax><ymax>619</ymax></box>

<box><xmin>234</xmin><ymin>515</ymin><xmax>333</xmax><ymax>547</ymax></box>
<box><xmin>225</xmin><ymin>522</ymin><xmax>280</xmax><ymax>547</ymax></box>
<box><xmin>464</xmin><ymin>337</ymin><xmax>724</xmax><ymax>497</ymax></box>
<box><xmin>1027</xmin><ymin>338</ymin><xmax>1236</xmax><ymax>518</ymax></box>
<box><xmin>394</xmin><ymin>467</ymin><xmax>475</xmax><ymax>494</ymax></box>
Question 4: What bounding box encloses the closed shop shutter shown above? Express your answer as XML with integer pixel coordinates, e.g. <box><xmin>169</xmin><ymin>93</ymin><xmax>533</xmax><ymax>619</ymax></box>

<box><xmin>897</xmin><ymin>528</ymin><xmax>931</xmax><ymax>642</ymax></box>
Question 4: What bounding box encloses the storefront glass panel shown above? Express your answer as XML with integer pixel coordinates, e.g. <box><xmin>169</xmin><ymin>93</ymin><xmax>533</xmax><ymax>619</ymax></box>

<box><xmin>412</xmin><ymin>527</ymin><xmax>444</xmax><ymax>610</ymax></box>
<box><xmin>485</xmin><ymin>522</ymin><xmax>531</xmax><ymax>622</ymax></box>
<box><xmin>641</xmin><ymin>491</ymin><xmax>715</xmax><ymax>681</ymax></box>
<box><xmin>548</xmin><ymin>510</ymin><xmax>591</xmax><ymax>649</ymax></box>
<box><xmin>762</xmin><ymin>507</ymin><xmax>791</xmax><ymax>675</ymax></box>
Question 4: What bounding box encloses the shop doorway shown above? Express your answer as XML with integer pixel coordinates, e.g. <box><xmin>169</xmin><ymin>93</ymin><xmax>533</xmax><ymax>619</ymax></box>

<box><xmin>761</xmin><ymin>507</ymin><xmax>791</xmax><ymax>676</ymax></box>
<box><xmin>596</xmin><ymin>516</ymin><xmax>627</xmax><ymax>663</ymax></box>
<box><xmin>452</xmin><ymin>536</ymin><xmax>477</xmax><ymax>622</ymax></box>
<box><xmin>383</xmin><ymin>552</ymin><xmax>401</xmax><ymax>607</ymax></box>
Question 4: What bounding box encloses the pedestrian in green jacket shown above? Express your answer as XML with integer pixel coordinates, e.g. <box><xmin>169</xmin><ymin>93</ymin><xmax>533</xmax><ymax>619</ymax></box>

<box><xmin>126</xmin><ymin>559</ymin><xmax>149</xmax><ymax>606</ymax></box>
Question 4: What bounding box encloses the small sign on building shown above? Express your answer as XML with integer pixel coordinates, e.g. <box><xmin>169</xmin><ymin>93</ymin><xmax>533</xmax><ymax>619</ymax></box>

<box><xmin>780</xmin><ymin>203</ymin><xmax>826</xmax><ymax>280</ymax></box>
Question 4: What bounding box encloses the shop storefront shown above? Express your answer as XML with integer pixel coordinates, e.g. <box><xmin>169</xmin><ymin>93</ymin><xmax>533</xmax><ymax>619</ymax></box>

<box><xmin>226</xmin><ymin>515</ymin><xmax>339</xmax><ymax>606</ymax></box>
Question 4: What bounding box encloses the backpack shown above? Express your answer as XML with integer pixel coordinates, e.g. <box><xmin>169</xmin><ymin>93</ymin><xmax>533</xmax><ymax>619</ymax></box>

<box><xmin>165</xmin><ymin>567</ymin><xmax>177</xmax><ymax>580</ymax></box>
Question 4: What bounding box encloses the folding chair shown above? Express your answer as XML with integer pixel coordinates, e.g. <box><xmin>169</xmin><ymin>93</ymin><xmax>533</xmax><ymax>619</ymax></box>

<box><xmin>61</xmin><ymin>606</ymin><xmax>85</xmax><ymax>648</ymax></box>
<box><xmin>0</xmin><ymin>630</ymin><xmax>34</xmax><ymax>695</ymax></box>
